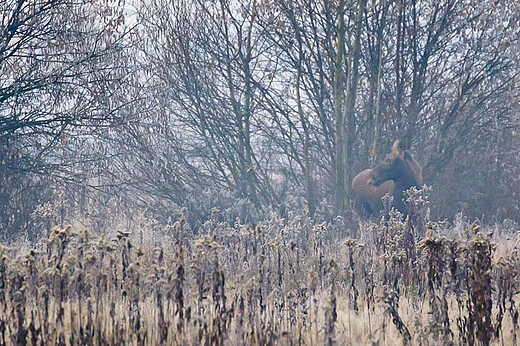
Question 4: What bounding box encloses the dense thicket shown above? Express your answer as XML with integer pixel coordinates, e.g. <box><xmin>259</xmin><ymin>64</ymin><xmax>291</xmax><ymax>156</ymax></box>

<box><xmin>1</xmin><ymin>0</ymin><xmax>520</xmax><ymax>238</ymax></box>
<box><xmin>0</xmin><ymin>200</ymin><xmax>518</xmax><ymax>345</ymax></box>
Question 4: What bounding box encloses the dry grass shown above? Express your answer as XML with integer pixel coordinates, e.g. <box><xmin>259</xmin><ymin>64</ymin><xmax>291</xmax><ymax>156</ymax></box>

<box><xmin>0</xmin><ymin>189</ymin><xmax>519</xmax><ymax>345</ymax></box>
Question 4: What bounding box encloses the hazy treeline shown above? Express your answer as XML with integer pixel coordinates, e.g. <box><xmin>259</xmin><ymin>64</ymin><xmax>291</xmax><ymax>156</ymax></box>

<box><xmin>1</xmin><ymin>0</ymin><xmax>520</xmax><ymax>238</ymax></box>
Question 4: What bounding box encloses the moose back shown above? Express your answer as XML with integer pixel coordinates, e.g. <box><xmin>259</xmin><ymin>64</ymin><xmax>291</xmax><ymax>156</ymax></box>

<box><xmin>351</xmin><ymin>140</ymin><xmax>423</xmax><ymax>217</ymax></box>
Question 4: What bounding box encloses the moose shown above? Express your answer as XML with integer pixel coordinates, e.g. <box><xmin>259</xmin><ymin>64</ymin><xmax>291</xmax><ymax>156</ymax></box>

<box><xmin>351</xmin><ymin>140</ymin><xmax>423</xmax><ymax>217</ymax></box>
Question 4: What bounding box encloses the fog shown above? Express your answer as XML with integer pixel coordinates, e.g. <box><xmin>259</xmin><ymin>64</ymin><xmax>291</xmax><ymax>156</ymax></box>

<box><xmin>1</xmin><ymin>0</ymin><xmax>520</xmax><ymax>240</ymax></box>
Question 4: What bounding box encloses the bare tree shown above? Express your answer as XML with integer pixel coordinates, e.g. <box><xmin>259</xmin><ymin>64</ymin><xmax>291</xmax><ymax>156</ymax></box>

<box><xmin>0</xmin><ymin>0</ymin><xmax>134</xmax><ymax>238</ymax></box>
<box><xmin>109</xmin><ymin>0</ymin><xmax>520</xmax><ymax>224</ymax></box>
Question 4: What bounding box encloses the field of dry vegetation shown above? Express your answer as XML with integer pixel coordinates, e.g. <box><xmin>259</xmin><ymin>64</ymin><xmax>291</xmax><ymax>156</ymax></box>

<box><xmin>0</xmin><ymin>188</ymin><xmax>519</xmax><ymax>345</ymax></box>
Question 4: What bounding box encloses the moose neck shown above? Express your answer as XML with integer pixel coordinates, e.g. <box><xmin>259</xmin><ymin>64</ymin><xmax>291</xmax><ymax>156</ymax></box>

<box><xmin>391</xmin><ymin>167</ymin><xmax>422</xmax><ymax>214</ymax></box>
<box><xmin>392</xmin><ymin>189</ymin><xmax>407</xmax><ymax>214</ymax></box>
<box><xmin>394</xmin><ymin>167</ymin><xmax>421</xmax><ymax>190</ymax></box>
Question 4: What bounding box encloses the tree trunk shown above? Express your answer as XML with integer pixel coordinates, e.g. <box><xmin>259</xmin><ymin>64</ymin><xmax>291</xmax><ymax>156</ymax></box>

<box><xmin>333</xmin><ymin>0</ymin><xmax>346</xmax><ymax>215</ymax></box>
<box><xmin>344</xmin><ymin>0</ymin><xmax>366</xmax><ymax>209</ymax></box>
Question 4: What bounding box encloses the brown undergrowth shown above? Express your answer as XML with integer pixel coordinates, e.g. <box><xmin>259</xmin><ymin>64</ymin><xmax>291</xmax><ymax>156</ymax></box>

<box><xmin>0</xmin><ymin>188</ymin><xmax>519</xmax><ymax>345</ymax></box>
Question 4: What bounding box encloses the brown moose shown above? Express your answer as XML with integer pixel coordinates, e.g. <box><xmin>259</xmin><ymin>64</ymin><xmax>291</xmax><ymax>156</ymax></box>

<box><xmin>351</xmin><ymin>140</ymin><xmax>423</xmax><ymax>217</ymax></box>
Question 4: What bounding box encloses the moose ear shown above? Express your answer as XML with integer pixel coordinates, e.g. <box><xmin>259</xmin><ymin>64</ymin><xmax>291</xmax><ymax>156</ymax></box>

<box><xmin>391</xmin><ymin>140</ymin><xmax>404</xmax><ymax>157</ymax></box>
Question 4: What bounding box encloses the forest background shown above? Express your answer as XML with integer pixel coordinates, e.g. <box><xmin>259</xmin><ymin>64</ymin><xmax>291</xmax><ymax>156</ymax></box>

<box><xmin>1</xmin><ymin>0</ymin><xmax>520</xmax><ymax>240</ymax></box>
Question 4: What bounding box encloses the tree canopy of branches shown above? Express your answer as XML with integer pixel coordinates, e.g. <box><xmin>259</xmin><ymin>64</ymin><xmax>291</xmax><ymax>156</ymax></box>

<box><xmin>0</xmin><ymin>0</ymin><xmax>133</xmax><ymax>239</ymax></box>
<box><xmin>109</xmin><ymin>0</ymin><xmax>519</xmax><ymax>224</ymax></box>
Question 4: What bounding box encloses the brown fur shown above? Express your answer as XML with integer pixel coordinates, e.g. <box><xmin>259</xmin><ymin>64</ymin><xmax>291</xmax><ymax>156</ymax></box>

<box><xmin>351</xmin><ymin>140</ymin><xmax>423</xmax><ymax>216</ymax></box>
<box><xmin>351</xmin><ymin>170</ymin><xmax>395</xmax><ymax>216</ymax></box>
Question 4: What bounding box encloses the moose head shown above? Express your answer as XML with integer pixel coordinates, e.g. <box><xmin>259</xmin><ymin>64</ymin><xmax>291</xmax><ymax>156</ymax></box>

<box><xmin>351</xmin><ymin>140</ymin><xmax>423</xmax><ymax>216</ymax></box>
<box><xmin>369</xmin><ymin>140</ymin><xmax>423</xmax><ymax>189</ymax></box>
